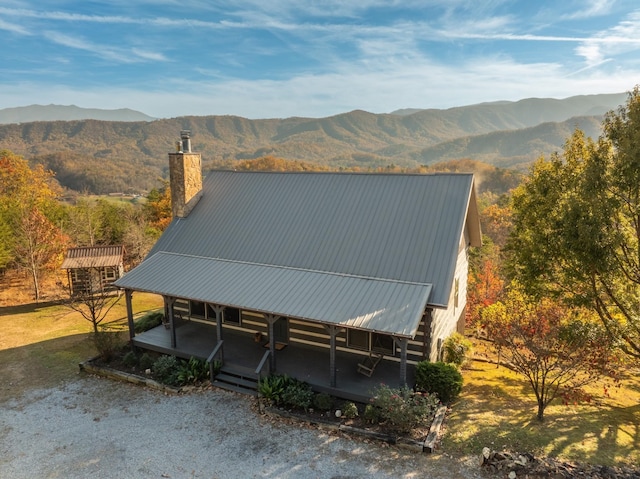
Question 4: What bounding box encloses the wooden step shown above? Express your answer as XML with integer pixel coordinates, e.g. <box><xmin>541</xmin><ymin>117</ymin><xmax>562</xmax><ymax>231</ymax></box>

<box><xmin>214</xmin><ymin>372</ymin><xmax>259</xmax><ymax>390</ymax></box>
<box><xmin>213</xmin><ymin>380</ymin><xmax>258</xmax><ymax>397</ymax></box>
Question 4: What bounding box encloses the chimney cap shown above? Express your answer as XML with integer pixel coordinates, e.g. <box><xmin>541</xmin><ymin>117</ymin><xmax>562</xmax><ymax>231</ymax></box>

<box><xmin>180</xmin><ymin>130</ymin><xmax>191</xmax><ymax>140</ymax></box>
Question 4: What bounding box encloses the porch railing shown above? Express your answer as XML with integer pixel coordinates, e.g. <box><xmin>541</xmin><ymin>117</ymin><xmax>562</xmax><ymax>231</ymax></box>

<box><xmin>207</xmin><ymin>340</ymin><xmax>224</xmax><ymax>380</ymax></box>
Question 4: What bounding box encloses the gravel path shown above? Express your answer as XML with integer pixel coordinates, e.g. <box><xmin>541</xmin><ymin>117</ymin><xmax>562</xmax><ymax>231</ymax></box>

<box><xmin>0</xmin><ymin>375</ymin><xmax>484</xmax><ymax>479</ymax></box>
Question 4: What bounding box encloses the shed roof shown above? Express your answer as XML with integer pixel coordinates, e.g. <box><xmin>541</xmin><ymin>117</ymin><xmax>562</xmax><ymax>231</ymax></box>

<box><xmin>61</xmin><ymin>245</ymin><xmax>124</xmax><ymax>269</ymax></box>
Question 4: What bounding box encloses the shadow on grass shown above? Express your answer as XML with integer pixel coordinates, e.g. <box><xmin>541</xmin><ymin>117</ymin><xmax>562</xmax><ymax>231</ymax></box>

<box><xmin>0</xmin><ymin>333</ymin><xmax>98</xmax><ymax>402</ymax></box>
<box><xmin>444</xmin><ymin>361</ymin><xmax>640</xmax><ymax>467</ymax></box>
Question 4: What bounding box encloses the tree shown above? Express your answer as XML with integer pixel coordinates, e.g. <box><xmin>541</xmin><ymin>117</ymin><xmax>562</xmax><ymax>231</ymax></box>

<box><xmin>145</xmin><ymin>181</ymin><xmax>172</xmax><ymax>232</ymax></box>
<box><xmin>65</xmin><ymin>264</ymin><xmax>122</xmax><ymax>334</ymax></box>
<box><xmin>0</xmin><ymin>150</ymin><xmax>68</xmax><ymax>300</ymax></box>
<box><xmin>506</xmin><ymin>87</ymin><xmax>640</xmax><ymax>360</ymax></box>
<box><xmin>466</xmin><ymin>256</ymin><xmax>504</xmax><ymax>334</ymax></box>
<box><xmin>482</xmin><ymin>287</ymin><xmax>618</xmax><ymax>421</ymax></box>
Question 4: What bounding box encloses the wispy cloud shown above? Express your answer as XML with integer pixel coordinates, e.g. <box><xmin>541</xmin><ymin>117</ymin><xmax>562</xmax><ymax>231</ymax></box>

<box><xmin>43</xmin><ymin>31</ymin><xmax>168</xmax><ymax>63</ymax></box>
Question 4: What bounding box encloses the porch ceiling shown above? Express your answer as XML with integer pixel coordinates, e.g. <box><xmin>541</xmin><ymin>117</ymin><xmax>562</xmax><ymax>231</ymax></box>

<box><xmin>115</xmin><ymin>251</ymin><xmax>432</xmax><ymax>337</ymax></box>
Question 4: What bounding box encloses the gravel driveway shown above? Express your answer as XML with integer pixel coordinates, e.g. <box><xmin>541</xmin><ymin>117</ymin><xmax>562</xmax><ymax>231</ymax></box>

<box><xmin>0</xmin><ymin>375</ymin><xmax>483</xmax><ymax>479</ymax></box>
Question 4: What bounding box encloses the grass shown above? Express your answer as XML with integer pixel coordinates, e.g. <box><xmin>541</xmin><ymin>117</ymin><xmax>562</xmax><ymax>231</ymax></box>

<box><xmin>0</xmin><ymin>292</ymin><xmax>164</xmax><ymax>402</ymax></box>
<box><xmin>443</xmin><ymin>354</ymin><xmax>640</xmax><ymax>467</ymax></box>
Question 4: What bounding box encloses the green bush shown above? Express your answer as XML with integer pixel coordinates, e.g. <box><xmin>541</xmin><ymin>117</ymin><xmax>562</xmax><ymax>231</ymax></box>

<box><xmin>313</xmin><ymin>392</ymin><xmax>334</xmax><ymax>411</ymax></box>
<box><xmin>258</xmin><ymin>374</ymin><xmax>290</xmax><ymax>406</ymax></box>
<box><xmin>175</xmin><ymin>357</ymin><xmax>209</xmax><ymax>385</ymax></box>
<box><xmin>342</xmin><ymin>401</ymin><xmax>359</xmax><ymax>419</ymax></box>
<box><xmin>134</xmin><ymin>311</ymin><xmax>164</xmax><ymax>333</ymax></box>
<box><xmin>139</xmin><ymin>353</ymin><xmax>154</xmax><ymax>370</ymax></box>
<box><xmin>122</xmin><ymin>350</ymin><xmax>138</xmax><ymax>368</ymax></box>
<box><xmin>369</xmin><ymin>384</ymin><xmax>439</xmax><ymax>434</ymax></box>
<box><xmin>442</xmin><ymin>332</ymin><xmax>473</xmax><ymax>367</ymax></box>
<box><xmin>282</xmin><ymin>379</ymin><xmax>314</xmax><ymax>411</ymax></box>
<box><xmin>93</xmin><ymin>330</ymin><xmax>123</xmax><ymax>362</ymax></box>
<box><xmin>363</xmin><ymin>404</ymin><xmax>380</xmax><ymax>424</ymax></box>
<box><xmin>152</xmin><ymin>355</ymin><xmax>181</xmax><ymax>385</ymax></box>
<box><xmin>415</xmin><ymin>361</ymin><xmax>463</xmax><ymax>404</ymax></box>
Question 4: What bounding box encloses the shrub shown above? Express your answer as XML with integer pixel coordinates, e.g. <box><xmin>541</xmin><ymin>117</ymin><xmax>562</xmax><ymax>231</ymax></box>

<box><xmin>153</xmin><ymin>355</ymin><xmax>181</xmax><ymax>385</ymax></box>
<box><xmin>282</xmin><ymin>379</ymin><xmax>314</xmax><ymax>411</ymax></box>
<box><xmin>139</xmin><ymin>353</ymin><xmax>154</xmax><ymax>371</ymax></box>
<box><xmin>122</xmin><ymin>350</ymin><xmax>138</xmax><ymax>368</ymax></box>
<box><xmin>363</xmin><ymin>404</ymin><xmax>380</xmax><ymax>424</ymax></box>
<box><xmin>369</xmin><ymin>384</ymin><xmax>439</xmax><ymax>434</ymax></box>
<box><xmin>134</xmin><ymin>311</ymin><xmax>164</xmax><ymax>333</ymax></box>
<box><xmin>313</xmin><ymin>392</ymin><xmax>334</xmax><ymax>411</ymax></box>
<box><xmin>442</xmin><ymin>332</ymin><xmax>473</xmax><ymax>367</ymax></box>
<box><xmin>93</xmin><ymin>330</ymin><xmax>123</xmax><ymax>362</ymax></box>
<box><xmin>342</xmin><ymin>401</ymin><xmax>359</xmax><ymax>419</ymax></box>
<box><xmin>415</xmin><ymin>361</ymin><xmax>463</xmax><ymax>404</ymax></box>
<box><xmin>175</xmin><ymin>357</ymin><xmax>209</xmax><ymax>385</ymax></box>
<box><xmin>258</xmin><ymin>374</ymin><xmax>290</xmax><ymax>406</ymax></box>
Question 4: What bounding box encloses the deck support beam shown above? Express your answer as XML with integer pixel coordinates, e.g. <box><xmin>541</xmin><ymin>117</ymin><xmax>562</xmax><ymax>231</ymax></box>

<box><xmin>323</xmin><ymin>325</ymin><xmax>344</xmax><ymax>388</ymax></box>
<box><xmin>264</xmin><ymin>314</ymin><xmax>281</xmax><ymax>372</ymax></box>
<box><xmin>210</xmin><ymin>304</ymin><xmax>225</xmax><ymax>360</ymax></box>
<box><xmin>125</xmin><ymin>289</ymin><xmax>134</xmax><ymax>341</ymax></box>
<box><xmin>394</xmin><ymin>337</ymin><xmax>409</xmax><ymax>387</ymax></box>
<box><xmin>165</xmin><ymin>296</ymin><xmax>177</xmax><ymax>348</ymax></box>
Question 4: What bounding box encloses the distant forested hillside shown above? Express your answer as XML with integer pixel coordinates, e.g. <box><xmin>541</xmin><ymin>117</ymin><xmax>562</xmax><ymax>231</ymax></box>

<box><xmin>0</xmin><ymin>93</ymin><xmax>626</xmax><ymax>194</ymax></box>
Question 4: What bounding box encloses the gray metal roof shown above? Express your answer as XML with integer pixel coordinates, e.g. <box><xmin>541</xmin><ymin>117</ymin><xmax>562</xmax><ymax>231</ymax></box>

<box><xmin>117</xmin><ymin>171</ymin><xmax>480</xmax><ymax>336</ymax></box>
<box><xmin>115</xmin><ymin>252</ymin><xmax>432</xmax><ymax>337</ymax></box>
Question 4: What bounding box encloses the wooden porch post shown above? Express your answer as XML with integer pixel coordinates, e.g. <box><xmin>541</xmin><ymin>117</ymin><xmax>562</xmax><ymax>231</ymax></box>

<box><xmin>211</xmin><ymin>304</ymin><xmax>225</xmax><ymax>360</ymax></box>
<box><xmin>423</xmin><ymin>308</ymin><xmax>433</xmax><ymax>361</ymax></box>
<box><xmin>323</xmin><ymin>325</ymin><xmax>343</xmax><ymax>388</ymax></box>
<box><xmin>395</xmin><ymin>337</ymin><xmax>409</xmax><ymax>387</ymax></box>
<box><xmin>166</xmin><ymin>296</ymin><xmax>177</xmax><ymax>348</ymax></box>
<box><xmin>264</xmin><ymin>314</ymin><xmax>280</xmax><ymax>372</ymax></box>
<box><xmin>125</xmin><ymin>289</ymin><xmax>134</xmax><ymax>341</ymax></box>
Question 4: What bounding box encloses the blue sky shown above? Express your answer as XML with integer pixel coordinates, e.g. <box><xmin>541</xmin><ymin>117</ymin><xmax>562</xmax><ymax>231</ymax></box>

<box><xmin>1</xmin><ymin>1</ymin><xmax>639</xmax><ymax>119</ymax></box>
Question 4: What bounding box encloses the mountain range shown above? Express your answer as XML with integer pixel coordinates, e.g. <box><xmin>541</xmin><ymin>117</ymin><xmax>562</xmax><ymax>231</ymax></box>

<box><xmin>0</xmin><ymin>93</ymin><xmax>628</xmax><ymax>194</ymax></box>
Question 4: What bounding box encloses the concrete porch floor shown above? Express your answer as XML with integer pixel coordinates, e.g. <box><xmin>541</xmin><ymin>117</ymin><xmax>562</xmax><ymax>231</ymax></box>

<box><xmin>131</xmin><ymin>319</ymin><xmax>416</xmax><ymax>402</ymax></box>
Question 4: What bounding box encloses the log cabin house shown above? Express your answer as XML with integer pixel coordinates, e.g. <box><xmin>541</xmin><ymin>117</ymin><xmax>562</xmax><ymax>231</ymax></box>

<box><xmin>115</xmin><ymin>132</ymin><xmax>481</xmax><ymax>401</ymax></box>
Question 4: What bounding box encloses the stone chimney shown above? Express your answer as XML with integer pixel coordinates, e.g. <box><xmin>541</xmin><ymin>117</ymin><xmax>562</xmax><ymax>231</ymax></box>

<box><xmin>168</xmin><ymin>130</ymin><xmax>202</xmax><ymax>218</ymax></box>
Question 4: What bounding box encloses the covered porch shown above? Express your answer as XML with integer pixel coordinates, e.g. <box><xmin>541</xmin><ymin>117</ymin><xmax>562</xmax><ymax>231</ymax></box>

<box><xmin>131</xmin><ymin>318</ymin><xmax>416</xmax><ymax>403</ymax></box>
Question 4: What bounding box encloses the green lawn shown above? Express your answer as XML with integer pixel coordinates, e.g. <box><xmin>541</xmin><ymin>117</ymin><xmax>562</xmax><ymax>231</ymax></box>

<box><xmin>0</xmin><ymin>292</ymin><xmax>163</xmax><ymax>402</ymax></box>
<box><xmin>443</xmin><ymin>357</ymin><xmax>640</xmax><ymax>467</ymax></box>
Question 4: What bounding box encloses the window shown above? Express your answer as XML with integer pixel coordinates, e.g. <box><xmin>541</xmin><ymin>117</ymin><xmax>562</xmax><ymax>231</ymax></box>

<box><xmin>190</xmin><ymin>301</ymin><xmax>205</xmax><ymax>319</ymax></box>
<box><xmin>347</xmin><ymin>329</ymin><xmax>369</xmax><ymax>350</ymax></box>
<box><xmin>454</xmin><ymin>278</ymin><xmax>459</xmax><ymax>309</ymax></box>
<box><xmin>347</xmin><ymin>330</ymin><xmax>395</xmax><ymax>356</ymax></box>
<box><xmin>223</xmin><ymin>307</ymin><xmax>240</xmax><ymax>325</ymax></box>
<box><xmin>101</xmin><ymin>268</ymin><xmax>117</xmax><ymax>281</ymax></box>
<box><xmin>372</xmin><ymin>333</ymin><xmax>394</xmax><ymax>355</ymax></box>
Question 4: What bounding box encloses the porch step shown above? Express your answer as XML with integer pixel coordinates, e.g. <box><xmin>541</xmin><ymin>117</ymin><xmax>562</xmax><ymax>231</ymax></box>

<box><xmin>213</xmin><ymin>367</ymin><xmax>259</xmax><ymax>397</ymax></box>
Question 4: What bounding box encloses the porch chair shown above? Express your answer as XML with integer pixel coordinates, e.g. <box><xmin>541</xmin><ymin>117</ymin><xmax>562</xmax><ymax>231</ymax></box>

<box><xmin>357</xmin><ymin>351</ymin><xmax>383</xmax><ymax>377</ymax></box>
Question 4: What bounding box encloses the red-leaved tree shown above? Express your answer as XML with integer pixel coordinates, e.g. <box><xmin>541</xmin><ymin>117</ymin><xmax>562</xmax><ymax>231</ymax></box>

<box><xmin>481</xmin><ymin>286</ymin><xmax>619</xmax><ymax>421</ymax></box>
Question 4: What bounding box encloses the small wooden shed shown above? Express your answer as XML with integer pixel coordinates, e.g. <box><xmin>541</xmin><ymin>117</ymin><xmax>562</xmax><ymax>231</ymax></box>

<box><xmin>61</xmin><ymin>245</ymin><xmax>125</xmax><ymax>296</ymax></box>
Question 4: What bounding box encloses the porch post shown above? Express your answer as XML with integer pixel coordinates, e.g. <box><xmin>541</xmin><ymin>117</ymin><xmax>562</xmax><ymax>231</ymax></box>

<box><xmin>211</xmin><ymin>304</ymin><xmax>225</xmax><ymax>360</ymax></box>
<box><xmin>423</xmin><ymin>308</ymin><xmax>433</xmax><ymax>361</ymax></box>
<box><xmin>329</xmin><ymin>325</ymin><xmax>337</xmax><ymax>387</ymax></box>
<box><xmin>395</xmin><ymin>337</ymin><xmax>409</xmax><ymax>387</ymax></box>
<box><xmin>166</xmin><ymin>296</ymin><xmax>177</xmax><ymax>348</ymax></box>
<box><xmin>264</xmin><ymin>314</ymin><xmax>280</xmax><ymax>372</ymax></box>
<box><xmin>125</xmin><ymin>289</ymin><xmax>134</xmax><ymax>341</ymax></box>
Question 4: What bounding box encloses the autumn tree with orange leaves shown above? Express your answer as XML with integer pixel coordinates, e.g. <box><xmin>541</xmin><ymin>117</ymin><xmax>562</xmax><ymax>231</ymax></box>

<box><xmin>482</xmin><ymin>286</ymin><xmax>618</xmax><ymax>421</ymax></box>
<box><xmin>0</xmin><ymin>150</ymin><xmax>69</xmax><ymax>300</ymax></box>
